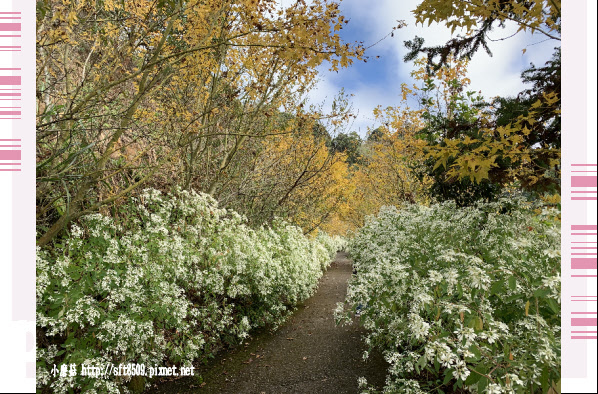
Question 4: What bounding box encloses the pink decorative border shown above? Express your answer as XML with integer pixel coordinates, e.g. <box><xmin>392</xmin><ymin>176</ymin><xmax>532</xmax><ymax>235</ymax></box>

<box><xmin>0</xmin><ymin>0</ymin><xmax>596</xmax><ymax>391</ymax></box>
<box><xmin>562</xmin><ymin>1</ymin><xmax>597</xmax><ymax>385</ymax></box>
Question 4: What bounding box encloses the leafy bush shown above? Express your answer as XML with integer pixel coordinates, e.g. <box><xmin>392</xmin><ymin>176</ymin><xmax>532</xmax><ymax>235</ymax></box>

<box><xmin>37</xmin><ymin>188</ymin><xmax>336</xmax><ymax>393</ymax></box>
<box><xmin>316</xmin><ymin>232</ymin><xmax>348</xmax><ymax>259</ymax></box>
<box><xmin>337</xmin><ymin>200</ymin><xmax>560</xmax><ymax>393</ymax></box>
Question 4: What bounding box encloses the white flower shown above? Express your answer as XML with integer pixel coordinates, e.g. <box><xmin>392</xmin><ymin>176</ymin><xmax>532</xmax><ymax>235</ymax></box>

<box><xmin>357</xmin><ymin>376</ymin><xmax>368</xmax><ymax>388</ymax></box>
<box><xmin>428</xmin><ymin>270</ymin><xmax>443</xmax><ymax>284</ymax></box>
<box><xmin>486</xmin><ymin>383</ymin><xmax>504</xmax><ymax>394</ymax></box>
<box><xmin>408</xmin><ymin>314</ymin><xmax>430</xmax><ymax>340</ymax></box>
<box><xmin>452</xmin><ymin>359</ymin><xmax>470</xmax><ymax>381</ymax></box>
<box><xmin>70</xmin><ymin>224</ymin><xmax>84</xmax><ymax>238</ymax></box>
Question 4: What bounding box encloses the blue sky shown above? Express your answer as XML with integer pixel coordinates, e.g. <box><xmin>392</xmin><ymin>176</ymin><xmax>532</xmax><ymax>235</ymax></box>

<box><xmin>297</xmin><ymin>0</ymin><xmax>560</xmax><ymax>137</ymax></box>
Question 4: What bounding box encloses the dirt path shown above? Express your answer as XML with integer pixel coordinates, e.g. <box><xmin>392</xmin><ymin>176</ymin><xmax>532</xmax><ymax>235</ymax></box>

<box><xmin>146</xmin><ymin>252</ymin><xmax>388</xmax><ymax>394</ymax></box>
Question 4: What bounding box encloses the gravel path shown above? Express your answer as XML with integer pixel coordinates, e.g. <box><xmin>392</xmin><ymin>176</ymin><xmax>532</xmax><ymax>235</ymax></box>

<box><xmin>146</xmin><ymin>252</ymin><xmax>388</xmax><ymax>394</ymax></box>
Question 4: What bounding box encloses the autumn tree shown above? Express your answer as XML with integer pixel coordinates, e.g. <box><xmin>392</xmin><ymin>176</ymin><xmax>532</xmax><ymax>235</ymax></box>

<box><xmin>397</xmin><ymin>0</ymin><xmax>561</xmax><ymax>203</ymax></box>
<box><xmin>36</xmin><ymin>0</ymin><xmax>364</xmax><ymax>246</ymax></box>
<box><xmin>407</xmin><ymin>56</ymin><xmax>560</xmax><ymax>204</ymax></box>
<box><xmin>213</xmin><ymin>111</ymin><xmax>351</xmax><ymax>234</ymax></box>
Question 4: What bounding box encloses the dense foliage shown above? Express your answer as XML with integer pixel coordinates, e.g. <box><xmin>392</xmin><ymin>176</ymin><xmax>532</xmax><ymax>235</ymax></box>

<box><xmin>338</xmin><ymin>200</ymin><xmax>560</xmax><ymax>393</ymax></box>
<box><xmin>395</xmin><ymin>0</ymin><xmax>562</xmax><ymax>210</ymax></box>
<box><xmin>36</xmin><ymin>0</ymin><xmax>366</xmax><ymax>245</ymax></box>
<box><xmin>36</xmin><ymin>188</ymin><xmax>342</xmax><ymax>393</ymax></box>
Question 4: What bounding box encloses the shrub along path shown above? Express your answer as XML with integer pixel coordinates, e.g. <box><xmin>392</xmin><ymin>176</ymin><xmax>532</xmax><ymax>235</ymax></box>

<box><xmin>147</xmin><ymin>252</ymin><xmax>387</xmax><ymax>394</ymax></box>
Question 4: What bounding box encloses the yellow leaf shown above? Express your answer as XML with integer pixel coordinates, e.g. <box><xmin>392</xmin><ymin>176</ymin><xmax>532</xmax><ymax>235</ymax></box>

<box><xmin>475</xmin><ymin>316</ymin><xmax>483</xmax><ymax>331</ymax></box>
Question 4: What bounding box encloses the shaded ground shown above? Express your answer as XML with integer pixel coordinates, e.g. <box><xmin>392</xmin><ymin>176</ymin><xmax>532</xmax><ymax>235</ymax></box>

<box><xmin>146</xmin><ymin>252</ymin><xmax>388</xmax><ymax>394</ymax></box>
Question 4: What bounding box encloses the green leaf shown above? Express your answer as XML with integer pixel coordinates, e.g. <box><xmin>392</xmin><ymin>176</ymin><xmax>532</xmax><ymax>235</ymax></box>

<box><xmin>478</xmin><ymin>377</ymin><xmax>488</xmax><ymax>392</ymax></box>
<box><xmin>534</xmin><ymin>288</ymin><xmax>550</xmax><ymax>298</ymax></box>
<box><xmin>490</xmin><ymin>280</ymin><xmax>504</xmax><ymax>295</ymax></box>
<box><xmin>505</xmin><ymin>294</ymin><xmax>522</xmax><ymax>303</ymax></box>
<box><xmin>466</xmin><ymin>345</ymin><xmax>481</xmax><ymax>362</ymax></box>
<box><xmin>68</xmin><ymin>268</ymin><xmax>81</xmax><ymax>281</ymax></box>
<box><xmin>414</xmin><ymin>355</ymin><xmax>427</xmax><ymax>374</ymax></box>
<box><xmin>443</xmin><ymin>369</ymin><xmax>454</xmax><ymax>385</ymax></box>
<box><xmin>541</xmin><ymin>367</ymin><xmax>550</xmax><ymax>392</ymax></box>
<box><xmin>508</xmin><ymin>276</ymin><xmax>517</xmax><ymax>290</ymax></box>
<box><xmin>464</xmin><ymin>369</ymin><xmax>482</xmax><ymax>385</ymax></box>
<box><xmin>466</xmin><ymin>316</ymin><xmax>476</xmax><ymax>329</ymax></box>
<box><xmin>547</xmin><ymin>298</ymin><xmax>560</xmax><ymax>315</ymax></box>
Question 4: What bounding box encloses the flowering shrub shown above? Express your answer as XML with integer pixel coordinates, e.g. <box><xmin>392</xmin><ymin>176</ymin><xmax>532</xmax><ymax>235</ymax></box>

<box><xmin>37</xmin><ymin>188</ymin><xmax>337</xmax><ymax>393</ymax></box>
<box><xmin>337</xmin><ymin>200</ymin><xmax>560</xmax><ymax>393</ymax></box>
<box><xmin>316</xmin><ymin>232</ymin><xmax>348</xmax><ymax>259</ymax></box>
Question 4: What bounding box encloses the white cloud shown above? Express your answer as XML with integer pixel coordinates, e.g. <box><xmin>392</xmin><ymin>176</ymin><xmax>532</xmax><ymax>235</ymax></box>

<box><xmin>304</xmin><ymin>0</ymin><xmax>559</xmax><ymax>137</ymax></box>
